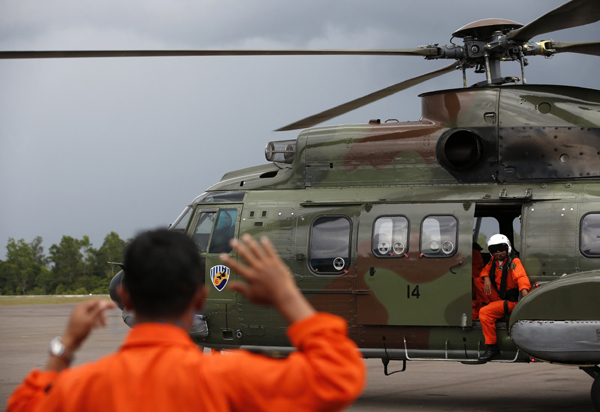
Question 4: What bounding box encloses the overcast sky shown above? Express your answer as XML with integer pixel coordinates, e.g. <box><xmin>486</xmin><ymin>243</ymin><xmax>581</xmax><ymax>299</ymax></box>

<box><xmin>1</xmin><ymin>0</ymin><xmax>599</xmax><ymax>257</ymax></box>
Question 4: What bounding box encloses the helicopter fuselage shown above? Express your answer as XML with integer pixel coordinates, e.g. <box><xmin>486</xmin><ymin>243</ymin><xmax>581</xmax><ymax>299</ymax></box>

<box><xmin>156</xmin><ymin>84</ymin><xmax>600</xmax><ymax>365</ymax></box>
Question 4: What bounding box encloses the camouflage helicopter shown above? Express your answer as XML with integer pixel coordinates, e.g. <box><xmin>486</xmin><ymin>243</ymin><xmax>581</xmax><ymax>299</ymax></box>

<box><xmin>4</xmin><ymin>0</ymin><xmax>600</xmax><ymax>407</ymax></box>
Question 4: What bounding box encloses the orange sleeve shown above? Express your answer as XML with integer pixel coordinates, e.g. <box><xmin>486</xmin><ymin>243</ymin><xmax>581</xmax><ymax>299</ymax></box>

<box><xmin>511</xmin><ymin>258</ymin><xmax>531</xmax><ymax>292</ymax></box>
<box><xmin>479</xmin><ymin>260</ymin><xmax>493</xmax><ymax>279</ymax></box>
<box><xmin>215</xmin><ymin>313</ymin><xmax>365</xmax><ymax>412</ymax></box>
<box><xmin>6</xmin><ymin>369</ymin><xmax>58</xmax><ymax>412</ymax></box>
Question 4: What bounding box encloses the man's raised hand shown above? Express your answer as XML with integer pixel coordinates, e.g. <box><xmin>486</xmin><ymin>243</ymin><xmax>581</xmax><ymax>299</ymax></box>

<box><xmin>220</xmin><ymin>234</ymin><xmax>315</xmax><ymax>324</ymax></box>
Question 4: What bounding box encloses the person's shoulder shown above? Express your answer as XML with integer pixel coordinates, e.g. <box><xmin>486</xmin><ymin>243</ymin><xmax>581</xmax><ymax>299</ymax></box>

<box><xmin>480</xmin><ymin>259</ymin><xmax>493</xmax><ymax>272</ymax></box>
<box><xmin>509</xmin><ymin>257</ymin><xmax>525</xmax><ymax>270</ymax></box>
<box><xmin>58</xmin><ymin>351</ymin><xmax>119</xmax><ymax>384</ymax></box>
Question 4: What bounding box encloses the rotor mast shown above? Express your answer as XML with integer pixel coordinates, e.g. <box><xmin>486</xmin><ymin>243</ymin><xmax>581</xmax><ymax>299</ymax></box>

<box><xmin>423</xmin><ymin>19</ymin><xmax>527</xmax><ymax>87</ymax></box>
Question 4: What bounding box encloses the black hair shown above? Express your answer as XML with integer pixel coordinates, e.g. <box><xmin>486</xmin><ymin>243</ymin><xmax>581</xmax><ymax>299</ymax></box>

<box><xmin>123</xmin><ymin>228</ymin><xmax>205</xmax><ymax>318</ymax></box>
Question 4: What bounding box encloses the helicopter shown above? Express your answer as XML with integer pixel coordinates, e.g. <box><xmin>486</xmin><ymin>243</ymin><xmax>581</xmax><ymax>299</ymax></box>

<box><xmin>3</xmin><ymin>0</ymin><xmax>600</xmax><ymax>408</ymax></box>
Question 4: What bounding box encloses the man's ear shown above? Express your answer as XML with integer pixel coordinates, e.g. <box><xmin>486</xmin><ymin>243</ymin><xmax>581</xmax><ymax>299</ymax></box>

<box><xmin>117</xmin><ymin>285</ymin><xmax>133</xmax><ymax>311</ymax></box>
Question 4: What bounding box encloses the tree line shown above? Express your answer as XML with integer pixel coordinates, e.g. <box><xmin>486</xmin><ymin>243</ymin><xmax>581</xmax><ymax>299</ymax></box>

<box><xmin>0</xmin><ymin>232</ymin><xmax>129</xmax><ymax>295</ymax></box>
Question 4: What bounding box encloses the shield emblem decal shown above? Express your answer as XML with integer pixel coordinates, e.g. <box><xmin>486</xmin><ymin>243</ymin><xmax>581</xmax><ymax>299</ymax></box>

<box><xmin>210</xmin><ymin>265</ymin><xmax>230</xmax><ymax>291</ymax></box>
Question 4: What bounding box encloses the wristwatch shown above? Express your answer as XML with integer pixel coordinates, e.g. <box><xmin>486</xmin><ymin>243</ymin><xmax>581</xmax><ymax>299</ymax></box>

<box><xmin>49</xmin><ymin>336</ymin><xmax>74</xmax><ymax>364</ymax></box>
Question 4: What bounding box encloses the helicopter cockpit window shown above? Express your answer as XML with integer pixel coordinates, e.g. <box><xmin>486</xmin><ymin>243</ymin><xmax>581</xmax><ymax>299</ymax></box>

<box><xmin>310</xmin><ymin>216</ymin><xmax>351</xmax><ymax>275</ymax></box>
<box><xmin>208</xmin><ymin>209</ymin><xmax>238</xmax><ymax>254</ymax></box>
<box><xmin>421</xmin><ymin>215</ymin><xmax>458</xmax><ymax>258</ymax></box>
<box><xmin>373</xmin><ymin>216</ymin><xmax>409</xmax><ymax>258</ymax></box>
<box><xmin>170</xmin><ymin>206</ymin><xmax>193</xmax><ymax>233</ymax></box>
<box><xmin>580</xmin><ymin>213</ymin><xmax>600</xmax><ymax>257</ymax></box>
<box><xmin>199</xmin><ymin>192</ymin><xmax>246</xmax><ymax>203</ymax></box>
<box><xmin>192</xmin><ymin>211</ymin><xmax>216</xmax><ymax>253</ymax></box>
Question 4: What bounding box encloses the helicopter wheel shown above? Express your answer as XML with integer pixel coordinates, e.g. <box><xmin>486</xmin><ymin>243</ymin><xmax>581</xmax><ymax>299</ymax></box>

<box><xmin>592</xmin><ymin>374</ymin><xmax>600</xmax><ymax>411</ymax></box>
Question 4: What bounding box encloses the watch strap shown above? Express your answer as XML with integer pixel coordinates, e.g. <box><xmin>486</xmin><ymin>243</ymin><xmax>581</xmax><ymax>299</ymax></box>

<box><xmin>49</xmin><ymin>336</ymin><xmax>74</xmax><ymax>364</ymax></box>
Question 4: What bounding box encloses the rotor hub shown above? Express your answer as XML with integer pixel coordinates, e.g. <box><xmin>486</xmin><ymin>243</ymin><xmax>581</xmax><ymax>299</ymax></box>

<box><xmin>452</xmin><ymin>18</ymin><xmax>523</xmax><ymax>39</ymax></box>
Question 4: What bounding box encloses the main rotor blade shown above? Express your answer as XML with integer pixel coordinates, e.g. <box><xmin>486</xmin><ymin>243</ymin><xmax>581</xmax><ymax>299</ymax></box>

<box><xmin>0</xmin><ymin>48</ymin><xmax>438</xmax><ymax>60</ymax></box>
<box><xmin>276</xmin><ymin>61</ymin><xmax>460</xmax><ymax>132</ymax></box>
<box><xmin>550</xmin><ymin>41</ymin><xmax>600</xmax><ymax>56</ymax></box>
<box><xmin>507</xmin><ymin>0</ymin><xmax>600</xmax><ymax>43</ymax></box>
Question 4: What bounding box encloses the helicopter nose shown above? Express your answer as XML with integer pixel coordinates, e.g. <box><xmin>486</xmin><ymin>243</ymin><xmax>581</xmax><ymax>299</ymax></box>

<box><xmin>109</xmin><ymin>270</ymin><xmax>124</xmax><ymax>309</ymax></box>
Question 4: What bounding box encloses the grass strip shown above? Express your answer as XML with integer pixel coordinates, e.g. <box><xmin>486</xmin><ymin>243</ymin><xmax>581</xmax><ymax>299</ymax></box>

<box><xmin>0</xmin><ymin>295</ymin><xmax>111</xmax><ymax>306</ymax></box>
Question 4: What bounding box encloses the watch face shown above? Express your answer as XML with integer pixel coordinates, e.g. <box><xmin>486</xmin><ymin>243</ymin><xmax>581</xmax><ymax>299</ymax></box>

<box><xmin>50</xmin><ymin>338</ymin><xmax>64</xmax><ymax>356</ymax></box>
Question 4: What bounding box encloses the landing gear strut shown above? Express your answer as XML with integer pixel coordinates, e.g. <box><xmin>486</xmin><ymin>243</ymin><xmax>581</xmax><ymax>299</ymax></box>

<box><xmin>580</xmin><ymin>366</ymin><xmax>600</xmax><ymax>411</ymax></box>
<box><xmin>592</xmin><ymin>376</ymin><xmax>600</xmax><ymax>411</ymax></box>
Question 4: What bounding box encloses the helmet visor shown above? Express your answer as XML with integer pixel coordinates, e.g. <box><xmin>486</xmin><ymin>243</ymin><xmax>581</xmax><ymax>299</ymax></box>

<box><xmin>489</xmin><ymin>244</ymin><xmax>508</xmax><ymax>254</ymax></box>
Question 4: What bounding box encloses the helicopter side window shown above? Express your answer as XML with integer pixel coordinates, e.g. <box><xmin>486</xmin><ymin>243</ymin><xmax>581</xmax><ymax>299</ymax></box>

<box><xmin>170</xmin><ymin>206</ymin><xmax>193</xmax><ymax>233</ymax></box>
<box><xmin>580</xmin><ymin>213</ymin><xmax>600</xmax><ymax>257</ymax></box>
<box><xmin>208</xmin><ymin>209</ymin><xmax>238</xmax><ymax>254</ymax></box>
<box><xmin>473</xmin><ymin>217</ymin><xmax>500</xmax><ymax>252</ymax></box>
<box><xmin>372</xmin><ymin>216</ymin><xmax>409</xmax><ymax>258</ymax></box>
<box><xmin>473</xmin><ymin>216</ymin><xmax>500</xmax><ymax>264</ymax></box>
<box><xmin>421</xmin><ymin>215</ymin><xmax>457</xmax><ymax>258</ymax></box>
<box><xmin>513</xmin><ymin>216</ymin><xmax>522</xmax><ymax>254</ymax></box>
<box><xmin>310</xmin><ymin>216</ymin><xmax>351</xmax><ymax>275</ymax></box>
<box><xmin>192</xmin><ymin>212</ymin><xmax>216</xmax><ymax>253</ymax></box>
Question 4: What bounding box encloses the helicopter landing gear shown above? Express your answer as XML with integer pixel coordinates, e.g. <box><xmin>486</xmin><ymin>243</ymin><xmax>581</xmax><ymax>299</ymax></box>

<box><xmin>592</xmin><ymin>375</ymin><xmax>600</xmax><ymax>411</ymax></box>
<box><xmin>581</xmin><ymin>366</ymin><xmax>600</xmax><ymax>411</ymax></box>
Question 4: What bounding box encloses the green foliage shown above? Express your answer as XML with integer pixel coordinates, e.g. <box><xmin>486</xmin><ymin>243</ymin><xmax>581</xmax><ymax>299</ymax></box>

<box><xmin>93</xmin><ymin>232</ymin><xmax>128</xmax><ymax>280</ymax></box>
<box><xmin>0</xmin><ymin>232</ymin><xmax>128</xmax><ymax>295</ymax></box>
<box><xmin>49</xmin><ymin>235</ymin><xmax>89</xmax><ymax>289</ymax></box>
<box><xmin>0</xmin><ymin>237</ymin><xmax>47</xmax><ymax>295</ymax></box>
<box><xmin>476</xmin><ymin>233</ymin><xmax>488</xmax><ymax>251</ymax></box>
<box><xmin>35</xmin><ymin>266</ymin><xmax>53</xmax><ymax>294</ymax></box>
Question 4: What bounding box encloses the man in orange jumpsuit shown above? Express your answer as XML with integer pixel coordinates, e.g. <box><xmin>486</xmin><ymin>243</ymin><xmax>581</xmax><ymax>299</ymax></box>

<box><xmin>473</xmin><ymin>234</ymin><xmax>530</xmax><ymax>362</ymax></box>
<box><xmin>7</xmin><ymin>230</ymin><xmax>365</xmax><ymax>412</ymax></box>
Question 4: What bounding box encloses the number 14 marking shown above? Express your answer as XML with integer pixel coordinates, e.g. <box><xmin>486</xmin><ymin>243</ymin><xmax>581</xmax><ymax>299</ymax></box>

<box><xmin>407</xmin><ymin>285</ymin><xmax>421</xmax><ymax>299</ymax></box>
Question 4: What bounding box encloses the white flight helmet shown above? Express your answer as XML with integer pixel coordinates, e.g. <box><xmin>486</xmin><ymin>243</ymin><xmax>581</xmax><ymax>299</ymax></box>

<box><xmin>487</xmin><ymin>234</ymin><xmax>512</xmax><ymax>254</ymax></box>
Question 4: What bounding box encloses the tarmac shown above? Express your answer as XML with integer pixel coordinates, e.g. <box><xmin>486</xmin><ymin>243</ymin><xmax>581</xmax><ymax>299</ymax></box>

<box><xmin>0</xmin><ymin>303</ymin><xmax>595</xmax><ymax>411</ymax></box>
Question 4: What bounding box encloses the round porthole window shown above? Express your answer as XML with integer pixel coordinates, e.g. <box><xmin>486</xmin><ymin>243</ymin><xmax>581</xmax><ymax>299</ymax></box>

<box><xmin>442</xmin><ymin>241</ymin><xmax>455</xmax><ymax>255</ymax></box>
<box><xmin>393</xmin><ymin>241</ymin><xmax>405</xmax><ymax>255</ymax></box>
<box><xmin>377</xmin><ymin>242</ymin><xmax>390</xmax><ymax>255</ymax></box>
<box><xmin>333</xmin><ymin>257</ymin><xmax>345</xmax><ymax>271</ymax></box>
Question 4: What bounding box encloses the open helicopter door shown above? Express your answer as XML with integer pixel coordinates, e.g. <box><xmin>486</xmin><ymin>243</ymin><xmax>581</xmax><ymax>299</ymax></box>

<box><xmin>188</xmin><ymin>203</ymin><xmax>242</xmax><ymax>340</ymax></box>
<box><xmin>357</xmin><ymin>203</ymin><xmax>474</xmax><ymax>326</ymax></box>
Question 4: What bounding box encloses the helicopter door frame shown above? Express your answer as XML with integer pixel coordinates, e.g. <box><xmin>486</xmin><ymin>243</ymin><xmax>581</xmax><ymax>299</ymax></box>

<box><xmin>188</xmin><ymin>204</ymin><xmax>243</xmax><ymax>304</ymax></box>
<box><xmin>292</xmin><ymin>205</ymin><xmax>361</xmax><ymax>327</ymax></box>
<box><xmin>357</xmin><ymin>203</ymin><xmax>474</xmax><ymax>327</ymax></box>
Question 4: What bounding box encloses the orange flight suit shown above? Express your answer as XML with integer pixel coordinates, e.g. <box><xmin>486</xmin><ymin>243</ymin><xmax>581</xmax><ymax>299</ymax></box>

<box><xmin>473</xmin><ymin>257</ymin><xmax>530</xmax><ymax>344</ymax></box>
<box><xmin>7</xmin><ymin>313</ymin><xmax>365</xmax><ymax>412</ymax></box>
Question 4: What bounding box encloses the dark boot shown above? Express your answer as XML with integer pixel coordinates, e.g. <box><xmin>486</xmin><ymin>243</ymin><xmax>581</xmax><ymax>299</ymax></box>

<box><xmin>478</xmin><ymin>344</ymin><xmax>500</xmax><ymax>362</ymax></box>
